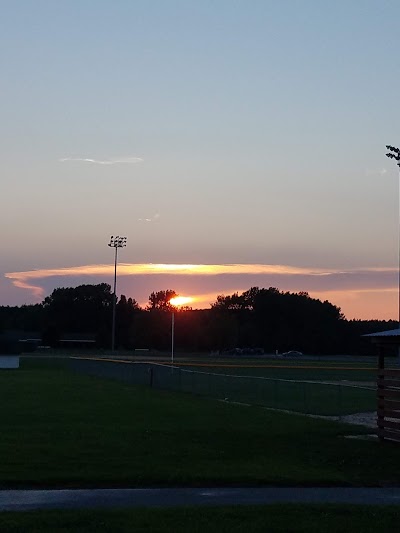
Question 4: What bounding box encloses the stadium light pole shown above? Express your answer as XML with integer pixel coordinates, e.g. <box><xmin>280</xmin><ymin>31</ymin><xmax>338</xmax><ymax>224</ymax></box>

<box><xmin>108</xmin><ymin>235</ymin><xmax>127</xmax><ymax>353</ymax></box>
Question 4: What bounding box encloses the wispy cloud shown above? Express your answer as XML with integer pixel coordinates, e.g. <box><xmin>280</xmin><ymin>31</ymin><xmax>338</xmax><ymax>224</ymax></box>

<box><xmin>10</xmin><ymin>278</ymin><xmax>45</xmax><ymax>299</ymax></box>
<box><xmin>138</xmin><ymin>213</ymin><xmax>161</xmax><ymax>223</ymax></box>
<box><xmin>4</xmin><ymin>262</ymin><xmax>398</xmax><ymax>302</ymax></box>
<box><xmin>365</xmin><ymin>167</ymin><xmax>387</xmax><ymax>176</ymax></box>
<box><xmin>59</xmin><ymin>156</ymin><xmax>143</xmax><ymax>165</ymax></box>
<box><xmin>5</xmin><ymin>263</ymin><xmax>397</xmax><ymax>281</ymax></box>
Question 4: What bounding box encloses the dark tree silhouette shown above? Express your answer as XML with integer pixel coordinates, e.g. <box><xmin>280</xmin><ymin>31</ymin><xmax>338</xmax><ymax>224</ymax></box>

<box><xmin>1</xmin><ymin>283</ymin><xmax>397</xmax><ymax>355</ymax></box>
<box><xmin>42</xmin><ymin>283</ymin><xmax>113</xmax><ymax>344</ymax></box>
<box><xmin>147</xmin><ymin>290</ymin><xmax>177</xmax><ymax>311</ymax></box>
<box><xmin>115</xmin><ymin>295</ymin><xmax>141</xmax><ymax>348</ymax></box>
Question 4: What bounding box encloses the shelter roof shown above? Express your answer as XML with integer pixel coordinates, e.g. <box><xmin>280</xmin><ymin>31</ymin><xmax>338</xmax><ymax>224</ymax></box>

<box><xmin>363</xmin><ymin>328</ymin><xmax>400</xmax><ymax>345</ymax></box>
<box><xmin>363</xmin><ymin>328</ymin><xmax>400</xmax><ymax>338</ymax></box>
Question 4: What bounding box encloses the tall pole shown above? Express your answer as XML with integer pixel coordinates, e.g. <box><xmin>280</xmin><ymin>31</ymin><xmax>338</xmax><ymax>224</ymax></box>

<box><xmin>171</xmin><ymin>311</ymin><xmax>175</xmax><ymax>366</ymax></box>
<box><xmin>112</xmin><ymin>245</ymin><xmax>118</xmax><ymax>354</ymax></box>
<box><xmin>168</xmin><ymin>296</ymin><xmax>192</xmax><ymax>367</ymax></box>
<box><xmin>108</xmin><ymin>235</ymin><xmax>127</xmax><ymax>353</ymax></box>
<box><xmin>386</xmin><ymin>147</ymin><xmax>400</xmax><ymax>331</ymax></box>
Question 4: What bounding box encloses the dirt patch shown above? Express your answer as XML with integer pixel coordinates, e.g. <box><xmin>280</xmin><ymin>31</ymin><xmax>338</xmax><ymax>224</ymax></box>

<box><xmin>262</xmin><ymin>405</ymin><xmax>377</xmax><ymax>429</ymax></box>
<box><xmin>339</xmin><ymin>411</ymin><xmax>376</xmax><ymax>428</ymax></box>
<box><xmin>301</xmin><ymin>411</ymin><xmax>377</xmax><ymax>428</ymax></box>
<box><xmin>220</xmin><ymin>399</ymin><xmax>378</xmax><ymax>429</ymax></box>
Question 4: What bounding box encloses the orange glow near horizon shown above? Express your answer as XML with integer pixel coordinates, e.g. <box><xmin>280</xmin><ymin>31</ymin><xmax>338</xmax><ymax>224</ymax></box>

<box><xmin>310</xmin><ymin>287</ymin><xmax>398</xmax><ymax>321</ymax></box>
<box><xmin>4</xmin><ymin>261</ymin><xmax>399</xmax><ymax>320</ymax></box>
<box><xmin>169</xmin><ymin>296</ymin><xmax>194</xmax><ymax>307</ymax></box>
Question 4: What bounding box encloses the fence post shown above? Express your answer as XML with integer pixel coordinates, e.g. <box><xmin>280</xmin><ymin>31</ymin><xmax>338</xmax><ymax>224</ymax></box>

<box><xmin>149</xmin><ymin>367</ymin><xmax>153</xmax><ymax>388</ymax></box>
<box><xmin>303</xmin><ymin>381</ymin><xmax>307</xmax><ymax>413</ymax></box>
<box><xmin>377</xmin><ymin>344</ymin><xmax>386</xmax><ymax>442</ymax></box>
<box><xmin>274</xmin><ymin>379</ymin><xmax>278</xmax><ymax>408</ymax></box>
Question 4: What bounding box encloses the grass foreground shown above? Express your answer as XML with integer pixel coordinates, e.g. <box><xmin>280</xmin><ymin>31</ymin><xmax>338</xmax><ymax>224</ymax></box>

<box><xmin>1</xmin><ymin>505</ymin><xmax>399</xmax><ymax>533</ymax></box>
<box><xmin>0</xmin><ymin>358</ymin><xmax>399</xmax><ymax>488</ymax></box>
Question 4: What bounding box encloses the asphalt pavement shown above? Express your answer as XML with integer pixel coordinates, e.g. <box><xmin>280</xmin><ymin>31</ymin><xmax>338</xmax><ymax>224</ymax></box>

<box><xmin>1</xmin><ymin>487</ymin><xmax>400</xmax><ymax>511</ymax></box>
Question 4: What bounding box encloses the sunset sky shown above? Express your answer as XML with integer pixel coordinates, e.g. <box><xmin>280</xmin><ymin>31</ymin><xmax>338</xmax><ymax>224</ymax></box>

<box><xmin>1</xmin><ymin>1</ymin><xmax>400</xmax><ymax>320</ymax></box>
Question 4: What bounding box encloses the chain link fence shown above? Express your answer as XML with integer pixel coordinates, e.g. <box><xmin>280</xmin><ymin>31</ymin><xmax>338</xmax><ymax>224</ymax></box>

<box><xmin>70</xmin><ymin>357</ymin><xmax>375</xmax><ymax>416</ymax></box>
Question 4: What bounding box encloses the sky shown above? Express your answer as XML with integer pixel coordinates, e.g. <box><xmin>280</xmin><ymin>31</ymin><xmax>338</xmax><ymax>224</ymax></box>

<box><xmin>1</xmin><ymin>0</ymin><xmax>400</xmax><ymax>320</ymax></box>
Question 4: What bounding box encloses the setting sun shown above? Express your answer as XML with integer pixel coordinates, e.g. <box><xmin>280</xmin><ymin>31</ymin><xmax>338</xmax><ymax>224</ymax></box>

<box><xmin>169</xmin><ymin>296</ymin><xmax>193</xmax><ymax>307</ymax></box>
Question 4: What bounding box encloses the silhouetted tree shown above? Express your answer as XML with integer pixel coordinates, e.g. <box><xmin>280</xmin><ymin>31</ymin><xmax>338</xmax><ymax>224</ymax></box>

<box><xmin>147</xmin><ymin>290</ymin><xmax>177</xmax><ymax>311</ymax></box>
<box><xmin>115</xmin><ymin>295</ymin><xmax>141</xmax><ymax>348</ymax></box>
<box><xmin>1</xmin><ymin>283</ymin><xmax>397</xmax><ymax>355</ymax></box>
<box><xmin>42</xmin><ymin>284</ymin><xmax>113</xmax><ymax>344</ymax></box>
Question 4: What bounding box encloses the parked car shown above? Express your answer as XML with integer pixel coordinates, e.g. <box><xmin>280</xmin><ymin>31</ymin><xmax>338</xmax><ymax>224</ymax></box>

<box><xmin>282</xmin><ymin>350</ymin><xmax>303</xmax><ymax>356</ymax></box>
<box><xmin>221</xmin><ymin>347</ymin><xmax>265</xmax><ymax>356</ymax></box>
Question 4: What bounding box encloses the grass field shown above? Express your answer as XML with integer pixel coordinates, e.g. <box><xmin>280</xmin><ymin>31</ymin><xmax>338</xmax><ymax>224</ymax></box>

<box><xmin>0</xmin><ymin>358</ymin><xmax>399</xmax><ymax>488</ymax></box>
<box><xmin>163</xmin><ymin>365</ymin><xmax>376</xmax><ymax>415</ymax></box>
<box><xmin>116</xmin><ymin>358</ymin><xmax>377</xmax><ymax>415</ymax></box>
<box><xmin>176</xmin><ymin>361</ymin><xmax>378</xmax><ymax>381</ymax></box>
<box><xmin>143</xmin><ymin>354</ymin><xmax>379</xmax><ymax>378</ymax></box>
<box><xmin>1</xmin><ymin>505</ymin><xmax>400</xmax><ymax>532</ymax></box>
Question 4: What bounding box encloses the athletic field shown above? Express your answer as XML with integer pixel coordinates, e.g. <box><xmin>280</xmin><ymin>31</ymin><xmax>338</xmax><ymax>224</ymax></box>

<box><xmin>70</xmin><ymin>355</ymin><xmax>380</xmax><ymax>416</ymax></box>
<box><xmin>0</xmin><ymin>357</ymin><xmax>399</xmax><ymax>490</ymax></box>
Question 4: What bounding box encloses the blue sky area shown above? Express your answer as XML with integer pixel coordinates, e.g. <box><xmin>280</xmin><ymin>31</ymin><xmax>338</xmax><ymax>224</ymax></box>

<box><xmin>1</xmin><ymin>1</ymin><xmax>400</xmax><ymax>319</ymax></box>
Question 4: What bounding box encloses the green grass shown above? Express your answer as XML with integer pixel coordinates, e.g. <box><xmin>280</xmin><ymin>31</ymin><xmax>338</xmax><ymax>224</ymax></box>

<box><xmin>126</xmin><ymin>355</ymin><xmax>379</xmax><ymax>414</ymax></box>
<box><xmin>1</xmin><ymin>506</ymin><xmax>400</xmax><ymax>533</ymax></box>
<box><xmin>150</xmin><ymin>363</ymin><xmax>376</xmax><ymax>415</ymax></box>
<box><xmin>0</xmin><ymin>358</ymin><xmax>399</xmax><ymax>488</ymax></box>
<box><xmin>179</xmin><ymin>361</ymin><xmax>377</xmax><ymax>381</ymax></box>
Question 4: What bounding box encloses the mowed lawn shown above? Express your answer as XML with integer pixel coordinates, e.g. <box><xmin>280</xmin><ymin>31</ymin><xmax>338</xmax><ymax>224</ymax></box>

<box><xmin>0</xmin><ymin>358</ymin><xmax>399</xmax><ymax>488</ymax></box>
<box><xmin>1</xmin><ymin>505</ymin><xmax>400</xmax><ymax>533</ymax></box>
<box><xmin>147</xmin><ymin>361</ymin><xmax>376</xmax><ymax>415</ymax></box>
<box><xmin>176</xmin><ymin>360</ymin><xmax>378</xmax><ymax>381</ymax></box>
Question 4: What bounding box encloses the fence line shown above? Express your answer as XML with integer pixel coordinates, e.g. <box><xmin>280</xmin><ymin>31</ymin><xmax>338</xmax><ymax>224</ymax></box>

<box><xmin>150</xmin><ymin>362</ymin><xmax>374</xmax><ymax>391</ymax></box>
<box><xmin>70</xmin><ymin>357</ymin><xmax>375</xmax><ymax>417</ymax></box>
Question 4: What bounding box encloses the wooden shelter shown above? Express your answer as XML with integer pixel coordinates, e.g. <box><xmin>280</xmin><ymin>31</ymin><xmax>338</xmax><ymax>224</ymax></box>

<box><xmin>364</xmin><ymin>329</ymin><xmax>400</xmax><ymax>442</ymax></box>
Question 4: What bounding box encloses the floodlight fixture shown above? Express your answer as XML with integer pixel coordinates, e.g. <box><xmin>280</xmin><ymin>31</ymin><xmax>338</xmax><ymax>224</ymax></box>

<box><xmin>108</xmin><ymin>235</ymin><xmax>127</xmax><ymax>248</ymax></box>
<box><xmin>386</xmin><ymin>145</ymin><xmax>400</xmax><ymax>167</ymax></box>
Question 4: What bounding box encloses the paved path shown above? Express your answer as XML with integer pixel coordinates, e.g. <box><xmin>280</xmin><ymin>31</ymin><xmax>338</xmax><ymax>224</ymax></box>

<box><xmin>1</xmin><ymin>487</ymin><xmax>400</xmax><ymax>511</ymax></box>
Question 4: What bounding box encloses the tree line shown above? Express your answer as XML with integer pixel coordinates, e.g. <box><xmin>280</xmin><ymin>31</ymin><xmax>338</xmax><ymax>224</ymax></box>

<box><xmin>0</xmin><ymin>283</ymin><xmax>395</xmax><ymax>355</ymax></box>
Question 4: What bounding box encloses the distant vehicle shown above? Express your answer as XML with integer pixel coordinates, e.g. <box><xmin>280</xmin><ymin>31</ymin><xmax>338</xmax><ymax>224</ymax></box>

<box><xmin>282</xmin><ymin>350</ymin><xmax>303</xmax><ymax>356</ymax></box>
<box><xmin>221</xmin><ymin>347</ymin><xmax>265</xmax><ymax>356</ymax></box>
